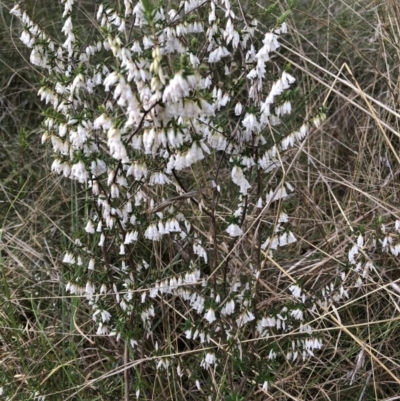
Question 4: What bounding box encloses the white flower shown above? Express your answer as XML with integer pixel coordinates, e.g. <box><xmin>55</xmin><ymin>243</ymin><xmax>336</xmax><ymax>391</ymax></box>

<box><xmin>267</xmin><ymin>349</ymin><xmax>277</xmax><ymax>361</ymax></box>
<box><xmin>85</xmin><ymin>281</ymin><xmax>95</xmax><ymax>297</ymax></box>
<box><xmin>279</xmin><ymin>212</ymin><xmax>289</xmax><ymax>223</ymax></box>
<box><xmin>348</xmin><ymin>244</ymin><xmax>358</xmax><ymax>264</ymax></box>
<box><xmin>201</xmin><ymin>352</ymin><xmax>216</xmax><ymax>369</ymax></box>
<box><xmin>281</xmin><ymin>71</ymin><xmax>296</xmax><ymax>87</ymax></box>
<box><xmin>261</xmin><ymin>316</ymin><xmax>276</xmax><ymax>327</ymax></box>
<box><xmin>275</xmin><ymin>101</ymin><xmax>291</xmax><ymax>116</ymax></box>
<box><xmin>290</xmin><ymin>308</ymin><xmax>304</xmax><ymax>320</ymax></box>
<box><xmin>242</xmin><ymin>112</ymin><xmax>259</xmax><ymax>134</ymax></box>
<box><xmin>71</xmin><ymin>161</ymin><xmax>88</xmax><ymax>183</ymax></box>
<box><xmin>193</xmin><ymin>243</ymin><xmax>207</xmax><ymax>262</ymax></box>
<box><xmin>96</xmin><ymin>323</ymin><xmax>109</xmax><ymax>335</ymax></box>
<box><xmin>144</xmin><ymin>223</ymin><xmax>160</xmax><ymax>241</ymax></box>
<box><xmin>208</xmin><ymin>46</ymin><xmax>230</xmax><ymax>63</ymax></box>
<box><xmin>88</xmin><ymin>258</ymin><xmax>95</xmax><ymax>270</ymax></box>
<box><xmin>184</xmin><ymin>269</ymin><xmax>200</xmax><ymax>284</ymax></box>
<box><xmin>236</xmin><ymin>310</ymin><xmax>255</xmax><ymax>327</ymax></box>
<box><xmin>234</xmin><ymin>102</ymin><xmax>243</xmax><ymax>116</ymax></box>
<box><xmin>226</xmin><ymin>223</ymin><xmax>243</xmax><ymax>237</ymax></box>
<box><xmin>110</xmin><ymin>184</ymin><xmax>119</xmax><ymax>198</ymax></box>
<box><xmin>124</xmin><ymin>230</ymin><xmax>138</xmax><ymax>244</ymax></box>
<box><xmin>242</xmin><ymin>155</ymin><xmax>255</xmax><ymax>168</ymax></box>
<box><xmin>289</xmin><ymin>284</ymin><xmax>302</xmax><ymax>299</ymax></box>
<box><xmin>162</xmin><ymin>73</ymin><xmax>197</xmax><ymax>103</ymax></box>
<box><xmin>204</xmin><ymin>307</ymin><xmax>216</xmax><ymax>323</ymax></box>
<box><xmin>221</xmin><ymin>299</ymin><xmax>235</xmax><ymax>316</ymax></box>
<box><xmin>94</xmin><ymin>113</ymin><xmax>112</xmax><ymax>130</ymax></box>
<box><xmin>261</xmin><ymin>237</ymin><xmax>270</xmax><ymax>250</ymax></box>
<box><xmin>85</xmin><ymin>220</ymin><xmax>95</xmax><ymax>233</ymax></box>
<box><xmin>61</xmin><ymin>16</ymin><xmax>73</xmax><ymax>35</ymax></box>
<box><xmin>266</xmin><ymin>186</ymin><xmax>288</xmax><ymax>203</ymax></box>
<box><xmin>279</xmin><ymin>232</ymin><xmax>288</xmax><ymax>246</ymax></box>
<box><xmin>390</xmin><ymin>244</ymin><xmax>400</xmax><ymax>256</ymax></box>
<box><xmin>206</xmin><ymin>352</ymin><xmax>216</xmax><ymax>364</ymax></box>
<box><xmin>149</xmin><ymin>172</ymin><xmax>170</xmax><ymax>186</ymax></box>
<box><xmin>231</xmin><ymin>166</ymin><xmax>251</xmax><ymax>194</ymax></box>
<box><xmin>10</xmin><ymin>4</ymin><xmax>22</xmax><ymax>17</ymax></box>
<box><xmin>270</xmin><ymin>237</ymin><xmax>279</xmax><ymax>250</ymax></box>
<box><xmin>63</xmin><ymin>252</ymin><xmax>75</xmax><ymax>264</ymax></box>
<box><xmin>91</xmin><ymin>159</ymin><xmax>107</xmax><ymax>176</ymax></box>
<box><xmin>103</xmin><ymin>71</ymin><xmax>119</xmax><ymax>91</ymax></box>
<box><xmin>287</xmin><ymin>231</ymin><xmax>297</xmax><ymax>244</ymax></box>
<box><xmin>262</xmin><ymin>32</ymin><xmax>280</xmax><ymax>52</ymax></box>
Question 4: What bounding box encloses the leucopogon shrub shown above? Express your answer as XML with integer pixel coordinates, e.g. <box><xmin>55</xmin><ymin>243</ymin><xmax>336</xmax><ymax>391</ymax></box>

<box><xmin>7</xmin><ymin>0</ymin><xmax>343</xmax><ymax>398</ymax></box>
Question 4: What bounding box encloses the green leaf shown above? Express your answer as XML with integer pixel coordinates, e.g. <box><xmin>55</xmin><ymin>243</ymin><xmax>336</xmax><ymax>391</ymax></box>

<box><xmin>277</xmin><ymin>10</ymin><xmax>291</xmax><ymax>25</ymax></box>
<box><xmin>266</xmin><ymin>1</ymin><xmax>278</xmax><ymax>13</ymax></box>
<box><xmin>141</xmin><ymin>0</ymin><xmax>154</xmax><ymax>16</ymax></box>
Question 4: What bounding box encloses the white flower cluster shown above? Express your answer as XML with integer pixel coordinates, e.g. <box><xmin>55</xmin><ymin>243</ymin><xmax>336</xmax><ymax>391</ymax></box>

<box><xmin>11</xmin><ymin>0</ymin><xmax>327</xmax><ymax>397</ymax></box>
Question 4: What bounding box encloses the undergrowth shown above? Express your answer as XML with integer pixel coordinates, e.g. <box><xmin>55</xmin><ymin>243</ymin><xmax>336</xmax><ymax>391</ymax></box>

<box><xmin>1</xmin><ymin>0</ymin><xmax>400</xmax><ymax>400</ymax></box>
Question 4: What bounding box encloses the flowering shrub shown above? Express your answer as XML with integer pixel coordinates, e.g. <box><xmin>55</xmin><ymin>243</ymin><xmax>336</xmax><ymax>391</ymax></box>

<box><xmin>9</xmin><ymin>0</ymin><xmax>336</xmax><ymax>398</ymax></box>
